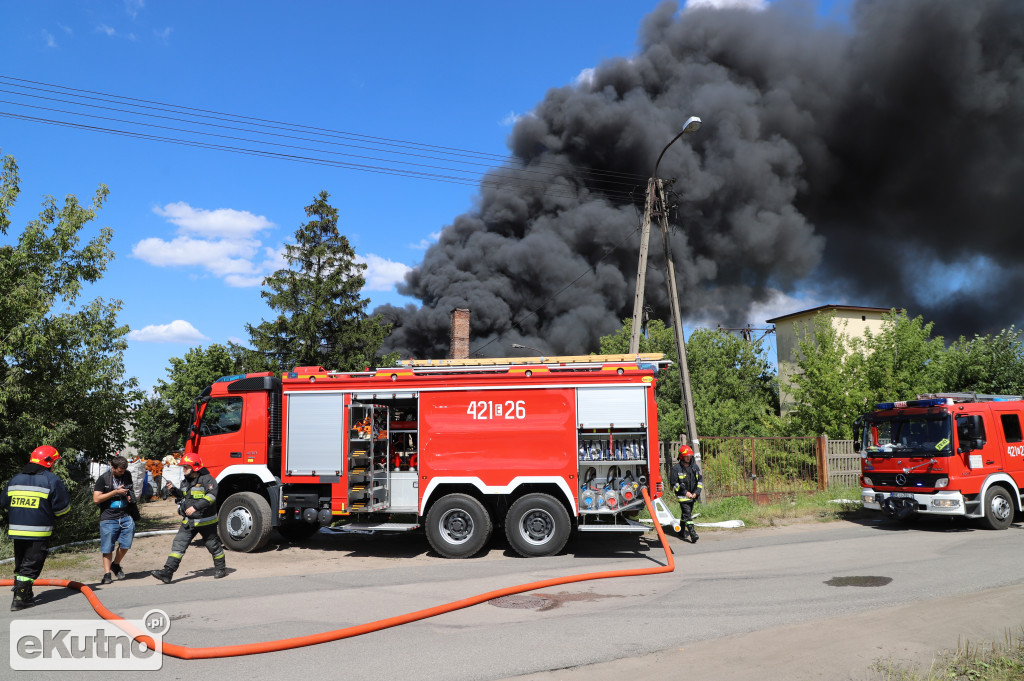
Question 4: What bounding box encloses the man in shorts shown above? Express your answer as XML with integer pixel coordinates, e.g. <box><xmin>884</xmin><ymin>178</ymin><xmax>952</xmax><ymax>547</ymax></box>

<box><xmin>92</xmin><ymin>455</ymin><xmax>137</xmax><ymax>584</ymax></box>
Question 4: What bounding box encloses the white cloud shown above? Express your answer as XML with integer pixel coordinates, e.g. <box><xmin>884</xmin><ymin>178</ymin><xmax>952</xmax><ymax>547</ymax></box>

<box><xmin>575</xmin><ymin>68</ymin><xmax>596</xmax><ymax>87</ymax></box>
<box><xmin>411</xmin><ymin>232</ymin><xmax>441</xmax><ymax>250</ymax></box>
<box><xmin>97</xmin><ymin>24</ymin><xmax>116</xmax><ymax>37</ymax></box>
<box><xmin>58</xmin><ymin>24</ymin><xmax>73</xmax><ymax>36</ymax></box>
<box><xmin>41</xmin><ymin>30</ymin><xmax>56</xmax><ymax>48</ymax></box>
<box><xmin>500</xmin><ymin>111</ymin><xmax>522</xmax><ymax>127</ymax></box>
<box><xmin>154</xmin><ymin>26</ymin><xmax>172</xmax><ymax>43</ymax></box>
<box><xmin>127</xmin><ymin>320</ymin><xmax>209</xmax><ymax>343</ymax></box>
<box><xmin>134</xmin><ymin>201</ymin><xmax>279</xmax><ymax>288</ymax></box>
<box><xmin>357</xmin><ymin>254</ymin><xmax>411</xmax><ymax>291</ymax></box>
<box><xmin>153</xmin><ymin>202</ymin><xmax>272</xmax><ymax>238</ymax></box>
<box><xmin>125</xmin><ymin>0</ymin><xmax>145</xmax><ymax>19</ymax></box>
<box><xmin>684</xmin><ymin>0</ymin><xmax>767</xmax><ymax>10</ymax></box>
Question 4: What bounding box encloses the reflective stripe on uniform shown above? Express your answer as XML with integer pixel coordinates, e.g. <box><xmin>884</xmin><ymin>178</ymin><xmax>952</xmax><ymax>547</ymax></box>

<box><xmin>193</xmin><ymin>516</ymin><xmax>219</xmax><ymax>527</ymax></box>
<box><xmin>8</xmin><ymin>524</ymin><xmax>53</xmax><ymax>537</ymax></box>
<box><xmin>54</xmin><ymin>505</ymin><xmax>70</xmax><ymax>516</ymax></box>
<box><xmin>6</xmin><ymin>485</ymin><xmax>51</xmax><ymax>497</ymax></box>
<box><xmin>212</xmin><ymin>552</ymin><xmax>224</xmax><ymax>561</ymax></box>
<box><xmin>203</xmin><ymin>494</ymin><xmax>216</xmax><ymax>504</ymax></box>
<box><xmin>169</xmin><ymin>552</ymin><xmax>184</xmax><ymax>559</ymax></box>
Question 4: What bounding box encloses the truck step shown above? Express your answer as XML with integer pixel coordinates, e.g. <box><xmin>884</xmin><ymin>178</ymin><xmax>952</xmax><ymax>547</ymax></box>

<box><xmin>577</xmin><ymin>518</ymin><xmax>650</xmax><ymax>533</ymax></box>
<box><xmin>324</xmin><ymin>522</ymin><xmax>420</xmax><ymax>534</ymax></box>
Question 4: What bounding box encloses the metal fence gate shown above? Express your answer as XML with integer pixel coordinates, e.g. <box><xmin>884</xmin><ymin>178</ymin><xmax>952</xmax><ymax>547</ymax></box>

<box><xmin>658</xmin><ymin>436</ymin><xmax>861</xmax><ymax>502</ymax></box>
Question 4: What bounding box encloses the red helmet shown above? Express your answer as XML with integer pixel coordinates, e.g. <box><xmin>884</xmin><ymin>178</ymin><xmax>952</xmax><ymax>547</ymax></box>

<box><xmin>29</xmin><ymin>446</ymin><xmax>61</xmax><ymax>468</ymax></box>
<box><xmin>678</xmin><ymin>444</ymin><xmax>694</xmax><ymax>460</ymax></box>
<box><xmin>180</xmin><ymin>453</ymin><xmax>203</xmax><ymax>472</ymax></box>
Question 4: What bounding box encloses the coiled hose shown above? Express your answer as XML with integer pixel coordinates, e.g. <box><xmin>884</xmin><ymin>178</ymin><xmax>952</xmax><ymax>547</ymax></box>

<box><xmin>1</xmin><ymin>487</ymin><xmax>674</xmax><ymax>659</ymax></box>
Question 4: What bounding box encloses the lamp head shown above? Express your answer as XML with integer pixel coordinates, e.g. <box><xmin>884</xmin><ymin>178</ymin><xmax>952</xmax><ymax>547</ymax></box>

<box><xmin>681</xmin><ymin>116</ymin><xmax>702</xmax><ymax>134</ymax></box>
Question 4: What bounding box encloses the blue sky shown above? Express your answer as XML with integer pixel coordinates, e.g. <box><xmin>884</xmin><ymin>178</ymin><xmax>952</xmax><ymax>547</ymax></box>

<box><xmin>1</xmin><ymin>0</ymin><xmax>846</xmax><ymax>392</ymax></box>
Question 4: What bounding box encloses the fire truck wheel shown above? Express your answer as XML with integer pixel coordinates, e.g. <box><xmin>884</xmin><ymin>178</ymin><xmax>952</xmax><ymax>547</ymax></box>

<box><xmin>505</xmin><ymin>493</ymin><xmax>571</xmax><ymax>558</ymax></box>
<box><xmin>425</xmin><ymin>494</ymin><xmax>492</xmax><ymax>559</ymax></box>
<box><xmin>218</xmin><ymin>491</ymin><xmax>273</xmax><ymax>552</ymax></box>
<box><xmin>981</xmin><ymin>486</ymin><xmax>1014</xmax><ymax>530</ymax></box>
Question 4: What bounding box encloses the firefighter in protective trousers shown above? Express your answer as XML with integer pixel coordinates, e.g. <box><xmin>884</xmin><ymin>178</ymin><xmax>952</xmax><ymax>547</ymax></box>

<box><xmin>669</xmin><ymin>445</ymin><xmax>703</xmax><ymax>542</ymax></box>
<box><xmin>1</xmin><ymin>446</ymin><xmax>71</xmax><ymax>610</ymax></box>
<box><xmin>150</xmin><ymin>453</ymin><xmax>226</xmax><ymax>582</ymax></box>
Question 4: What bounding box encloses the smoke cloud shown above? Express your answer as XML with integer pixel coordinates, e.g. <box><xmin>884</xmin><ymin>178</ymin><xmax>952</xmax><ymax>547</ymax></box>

<box><xmin>377</xmin><ymin>0</ymin><xmax>1024</xmax><ymax>358</ymax></box>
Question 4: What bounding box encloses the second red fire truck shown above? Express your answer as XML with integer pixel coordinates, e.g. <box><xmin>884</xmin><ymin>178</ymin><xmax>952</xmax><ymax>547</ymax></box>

<box><xmin>180</xmin><ymin>354</ymin><xmax>667</xmax><ymax>558</ymax></box>
<box><xmin>857</xmin><ymin>393</ymin><xmax>1024</xmax><ymax>528</ymax></box>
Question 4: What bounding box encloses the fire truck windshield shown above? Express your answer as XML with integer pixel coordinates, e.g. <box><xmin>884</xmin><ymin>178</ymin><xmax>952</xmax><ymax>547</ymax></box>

<box><xmin>861</xmin><ymin>414</ymin><xmax>953</xmax><ymax>457</ymax></box>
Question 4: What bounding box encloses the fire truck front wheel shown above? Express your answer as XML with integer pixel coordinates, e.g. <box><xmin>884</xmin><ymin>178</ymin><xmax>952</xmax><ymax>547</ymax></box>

<box><xmin>981</xmin><ymin>486</ymin><xmax>1015</xmax><ymax>530</ymax></box>
<box><xmin>218</xmin><ymin>491</ymin><xmax>273</xmax><ymax>552</ymax></box>
<box><xmin>505</xmin><ymin>493</ymin><xmax>571</xmax><ymax>558</ymax></box>
<box><xmin>425</xmin><ymin>494</ymin><xmax>493</xmax><ymax>559</ymax></box>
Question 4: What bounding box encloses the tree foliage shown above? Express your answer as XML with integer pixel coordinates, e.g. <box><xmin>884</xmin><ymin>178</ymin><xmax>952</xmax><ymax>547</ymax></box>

<box><xmin>938</xmin><ymin>327</ymin><xmax>1024</xmax><ymax>395</ymax></box>
<box><xmin>130</xmin><ymin>396</ymin><xmax>181</xmax><ymax>459</ymax></box>
<box><xmin>246</xmin><ymin>191</ymin><xmax>395</xmax><ymax>371</ymax></box>
<box><xmin>859</xmin><ymin>310</ymin><xmax>944</xmax><ymax>403</ymax></box>
<box><xmin>600</xmin><ymin>320</ymin><xmax>778</xmax><ymax>440</ymax></box>
<box><xmin>155</xmin><ymin>343</ymin><xmax>240</xmax><ymax>444</ymax></box>
<box><xmin>0</xmin><ymin>152</ymin><xmax>139</xmax><ymax>479</ymax></box>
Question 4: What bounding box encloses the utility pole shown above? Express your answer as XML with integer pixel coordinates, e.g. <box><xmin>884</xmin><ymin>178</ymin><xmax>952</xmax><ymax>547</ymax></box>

<box><xmin>628</xmin><ymin>116</ymin><xmax>703</xmax><ymax>459</ymax></box>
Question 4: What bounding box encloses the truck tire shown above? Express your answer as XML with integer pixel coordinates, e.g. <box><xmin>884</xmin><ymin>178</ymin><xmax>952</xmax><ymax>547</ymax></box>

<box><xmin>219</xmin><ymin>491</ymin><xmax>273</xmax><ymax>552</ymax></box>
<box><xmin>505</xmin><ymin>493</ymin><xmax>571</xmax><ymax>558</ymax></box>
<box><xmin>981</xmin><ymin>486</ymin><xmax>1014</xmax><ymax>530</ymax></box>
<box><xmin>425</xmin><ymin>493</ymin><xmax>492</xmax><ymax>558</ymax></box>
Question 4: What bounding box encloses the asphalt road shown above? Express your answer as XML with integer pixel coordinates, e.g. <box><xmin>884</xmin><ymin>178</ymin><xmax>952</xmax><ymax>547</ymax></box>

<box><xmin>5</xmin><ymin>515</ymin><xmax>1024</xmax><ymax>680</ymax></box>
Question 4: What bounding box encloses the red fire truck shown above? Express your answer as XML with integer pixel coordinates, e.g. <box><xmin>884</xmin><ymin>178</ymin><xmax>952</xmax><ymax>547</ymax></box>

<box><xmin>857</xmin><ymin>393</ymin><xmax>1024</xmax><ymax>528</ymax></box>
<box><xmin>180</xmin><ymin>354</ymin><xmax>667</xmax><ymax>558</ymax></box>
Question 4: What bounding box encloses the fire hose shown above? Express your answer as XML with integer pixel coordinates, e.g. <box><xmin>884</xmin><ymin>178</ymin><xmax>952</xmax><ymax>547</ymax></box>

<box><xmin>1</xmin><ymin>487</ymin><xmax>674</xmax><ymax>659</ymax></box>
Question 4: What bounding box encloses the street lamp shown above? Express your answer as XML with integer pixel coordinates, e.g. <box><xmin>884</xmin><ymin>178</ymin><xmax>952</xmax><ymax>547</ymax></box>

<box><xmin>512</xmin><ymin>343</ymin><xmax>547</xmax><ymax>358</ymax></box>
<box><xmin>627</xmin><ymin>115</ymin><xmax>703</xmax><ymax>459</ymax></box>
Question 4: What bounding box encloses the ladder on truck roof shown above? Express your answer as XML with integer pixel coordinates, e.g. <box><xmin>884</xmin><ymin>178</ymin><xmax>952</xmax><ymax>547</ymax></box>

<box><xmin>399</xmin><ymin>353</ymin><xmax>667</xmax><ymax>369</ymax></box>
<box><xmin>918</xmin><ymin>392</ymin><xmax>1024</xmax><ymax>403</ymax></box>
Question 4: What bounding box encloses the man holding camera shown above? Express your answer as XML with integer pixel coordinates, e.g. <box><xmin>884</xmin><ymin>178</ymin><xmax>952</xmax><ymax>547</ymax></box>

<box><xmin>93</xmin><ymin>455</ymin><xmax>138</xmax><ymax>584</ymax></box>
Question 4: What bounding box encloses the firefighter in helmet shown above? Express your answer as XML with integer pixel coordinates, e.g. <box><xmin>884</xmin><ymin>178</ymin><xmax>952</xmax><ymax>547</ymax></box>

<box><xmin>668</xmin><ymin>444</ymin><xmax>703</xmax><ymax>542</ymax></box>
<box><xmin>1</xmin><ymin>446</ymin><xmax>71</xmax><ymax>610</ymax></box>
<box><xmin>150</xmin><ymin>453</ymin><xmax>227</xmax><ymax>583</ymax></box>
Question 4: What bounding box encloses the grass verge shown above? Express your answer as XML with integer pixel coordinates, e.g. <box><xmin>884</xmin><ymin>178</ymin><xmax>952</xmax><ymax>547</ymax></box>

<box><xmin>870</xmin><ymin>627</ymin><xmax>1024</xmax><ymax>680</ymax></box>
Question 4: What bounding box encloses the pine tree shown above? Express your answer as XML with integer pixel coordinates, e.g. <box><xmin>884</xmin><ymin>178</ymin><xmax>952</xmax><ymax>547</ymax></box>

<box><xmin>246</xmin><ymin>191</ymin><xmax>393</xmax><ymax>371</ymax></box>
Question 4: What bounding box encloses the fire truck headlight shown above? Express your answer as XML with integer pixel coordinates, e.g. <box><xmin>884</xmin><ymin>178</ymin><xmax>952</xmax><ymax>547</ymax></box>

<box><xmin>861</xmin><ymin>491</ymin><xmax>875</xmax><ymax>504</ymax></box>
<box><xmin>931</xmin><ymin>498</ymin><xmax>960</xmax><ymax>508</ymax></box>
<box><xmin>934</xmin><ymin>477</ymin><xmax>949</xmax><ymax>488</ymax></box>
<box><xmin>863</xmin><ymin>476</ymin><xmax>873</xmax><ymax>487</ymax></box>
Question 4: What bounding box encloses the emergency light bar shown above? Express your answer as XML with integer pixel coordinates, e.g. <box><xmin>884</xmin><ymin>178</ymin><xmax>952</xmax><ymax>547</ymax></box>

<box><xmin>875</xmin><ymin>397</ymin><xmax>951</xmax><ymax>410</ymax></box>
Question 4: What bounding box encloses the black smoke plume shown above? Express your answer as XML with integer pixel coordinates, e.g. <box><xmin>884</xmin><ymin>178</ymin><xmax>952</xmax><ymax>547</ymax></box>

<box><xmin>377</xmin><ymin>0</ymin><xmax>1024</xmax><ymax>358</ymax></box>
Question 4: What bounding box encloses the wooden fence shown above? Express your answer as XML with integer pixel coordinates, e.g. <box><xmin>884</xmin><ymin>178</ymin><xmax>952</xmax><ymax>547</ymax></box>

<box><xmin>659</xmin><ymin>437</ymin><xmax>861</xmax><ymax>502</ymax></box>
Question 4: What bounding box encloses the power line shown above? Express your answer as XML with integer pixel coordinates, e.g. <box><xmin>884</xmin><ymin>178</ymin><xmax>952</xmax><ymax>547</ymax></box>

<box><xmin>0</xmin><ymin>75</ymin><xmax>650</xmax><ymax>200</ymax></box>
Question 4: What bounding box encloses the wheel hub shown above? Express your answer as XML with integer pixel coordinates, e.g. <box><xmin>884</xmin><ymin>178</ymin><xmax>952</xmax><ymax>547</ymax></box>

<box><xmin>991</xmin><ymin>495</ymin><xmax>1011</xmax><ymax>520</ymax></box>
<box><xmin>226</xmin><ymin>507</ymin><xmax>253</xmax><ymax>539</ymax></box>
<box><xmin>440</xmin><ymin>510</ymin><xmax>473</xmax><ymax>544</ymax></box>
<box><xmin>521</xmin><ymin>510</ymin><xmax>554</xmax><ymax>544</ymax></box>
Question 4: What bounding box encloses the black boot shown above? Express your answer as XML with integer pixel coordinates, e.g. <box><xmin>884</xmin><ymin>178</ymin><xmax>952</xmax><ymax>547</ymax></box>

<box><xmin>150</xmin><ymin>567</ymin><xmax>174</xmax><ymax>584</ymax></box>
<box><xmin>688</xmin><ymin>525</ymin><xmax>699</xmax><ymax>543</ymax></box>
<box><xmin>10</xmin><ymin>581</ymin><xmax>34</xmax><ymax>611</ymax></box>
<box><xmin>213</xmin><ymin>558</ymin><xmax>227</xmax><ymax>579</ymax></box>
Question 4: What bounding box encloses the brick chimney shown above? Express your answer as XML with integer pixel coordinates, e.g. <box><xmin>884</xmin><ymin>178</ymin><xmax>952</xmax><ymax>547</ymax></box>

<box><xmin>449</xmin><ymin>308</ymin><xmax>470</xmax><ymax>359</ymax></box>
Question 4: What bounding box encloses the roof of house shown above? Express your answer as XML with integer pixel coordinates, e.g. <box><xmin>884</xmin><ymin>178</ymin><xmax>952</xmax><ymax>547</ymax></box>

<box><xmin>765</xmin><ymin>304</ymin><xmax>893</xmax><ymax>324</ymax></box>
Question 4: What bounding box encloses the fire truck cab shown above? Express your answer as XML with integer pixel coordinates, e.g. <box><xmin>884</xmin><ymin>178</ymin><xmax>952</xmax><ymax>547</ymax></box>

<box><xmin>857</xmin><ymin>393</ymin><xmax>1024</xmax><ymax>528</ymax></box>
<box><xmin>182</xmin><ymin>354</ymin><xmax>667</xmax><ymax>558</ymax></box>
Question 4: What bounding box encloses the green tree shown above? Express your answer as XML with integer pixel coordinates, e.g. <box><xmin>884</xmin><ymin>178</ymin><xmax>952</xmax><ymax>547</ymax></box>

<box><xmin>0</xmin><ymin>152</ymin><xmax>139</xmax><ymax>479</ymax></box>
<box><xmin>600</xmin><ymin>320</ymin><xmax>778</xmax><ymax>439</ymax></box>
<box><xmin>130</xmin><ymin>396</ymin><xmax>181</xmax><ymax>459</ymax></box>
<box><xmin>686</xmin><ymin>328</ymin><xmax>780</xmax><ymax>437</ymax></box>
<box><xmin>939</xmin><ymin>327</ymin><xmax>1024</xmax><ymax>395</ymax></box>
<box><xmin>246</xmin><ymin>191</ymin><xmax>395</xmax><ymax>371</ymax></box>
<box><xmin>156</xmin><ymin>343</ymin><xmax>240</xmax><ymax>443</ymax></box>
<box><xmin>859</xmin><ymin>310</ymin><xmax>944</xmax><ymax>403</ymax></box>
<box><xmin>786</xmin><ymin>312</ymin><xmax>868</xmax><ymax>439</ymax></box>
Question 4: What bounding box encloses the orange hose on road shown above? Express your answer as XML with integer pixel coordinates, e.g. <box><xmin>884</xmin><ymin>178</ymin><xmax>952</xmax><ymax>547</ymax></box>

<box><xmin>2</xmin><ymin>488</ymin><xmax>674</xmax><ymax>659</ymax></box>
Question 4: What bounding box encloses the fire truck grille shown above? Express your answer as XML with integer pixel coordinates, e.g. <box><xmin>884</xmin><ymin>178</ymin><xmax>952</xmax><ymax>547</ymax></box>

<box><xmin>871</xmin><ymin>473</ymin><xmax>946</xmax><ymax>489</ymax></box>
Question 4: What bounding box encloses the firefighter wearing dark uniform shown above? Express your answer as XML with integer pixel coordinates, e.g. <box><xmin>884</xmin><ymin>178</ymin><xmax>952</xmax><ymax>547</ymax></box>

<box><xmin>1</xmin><ymin>446</ymin><xmax>71</xmax><ymax>610</ymax></box>
<box><xmin>150</xmin><ymin>453</ymin><xmax>226</xmax><ymax>583</ymax></box>
<box><xmin>668</xmin><ymin>444</ymin><xmax>703</xmax><ymax>543</ymax></box>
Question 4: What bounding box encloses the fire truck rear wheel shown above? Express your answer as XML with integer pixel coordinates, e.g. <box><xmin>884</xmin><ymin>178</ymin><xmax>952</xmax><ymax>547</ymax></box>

<box><xmin>425</xmin><ymin>494</ymin><xmax>492</xmax><ymax>559</ymax></box>
<box><xmin>981</xmin><ymin>486</ymin><xmax>1014</xmax><ymax>530</ymax></box>
<box><xmin>505</xmin><ymin>493</ymin><xmax>570</xmax><ymax>558</ymax></box>
<box><xmin>218</xmin><ymin>491</ymin><xmax>273</xmax><ymax>552</ymax></box>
